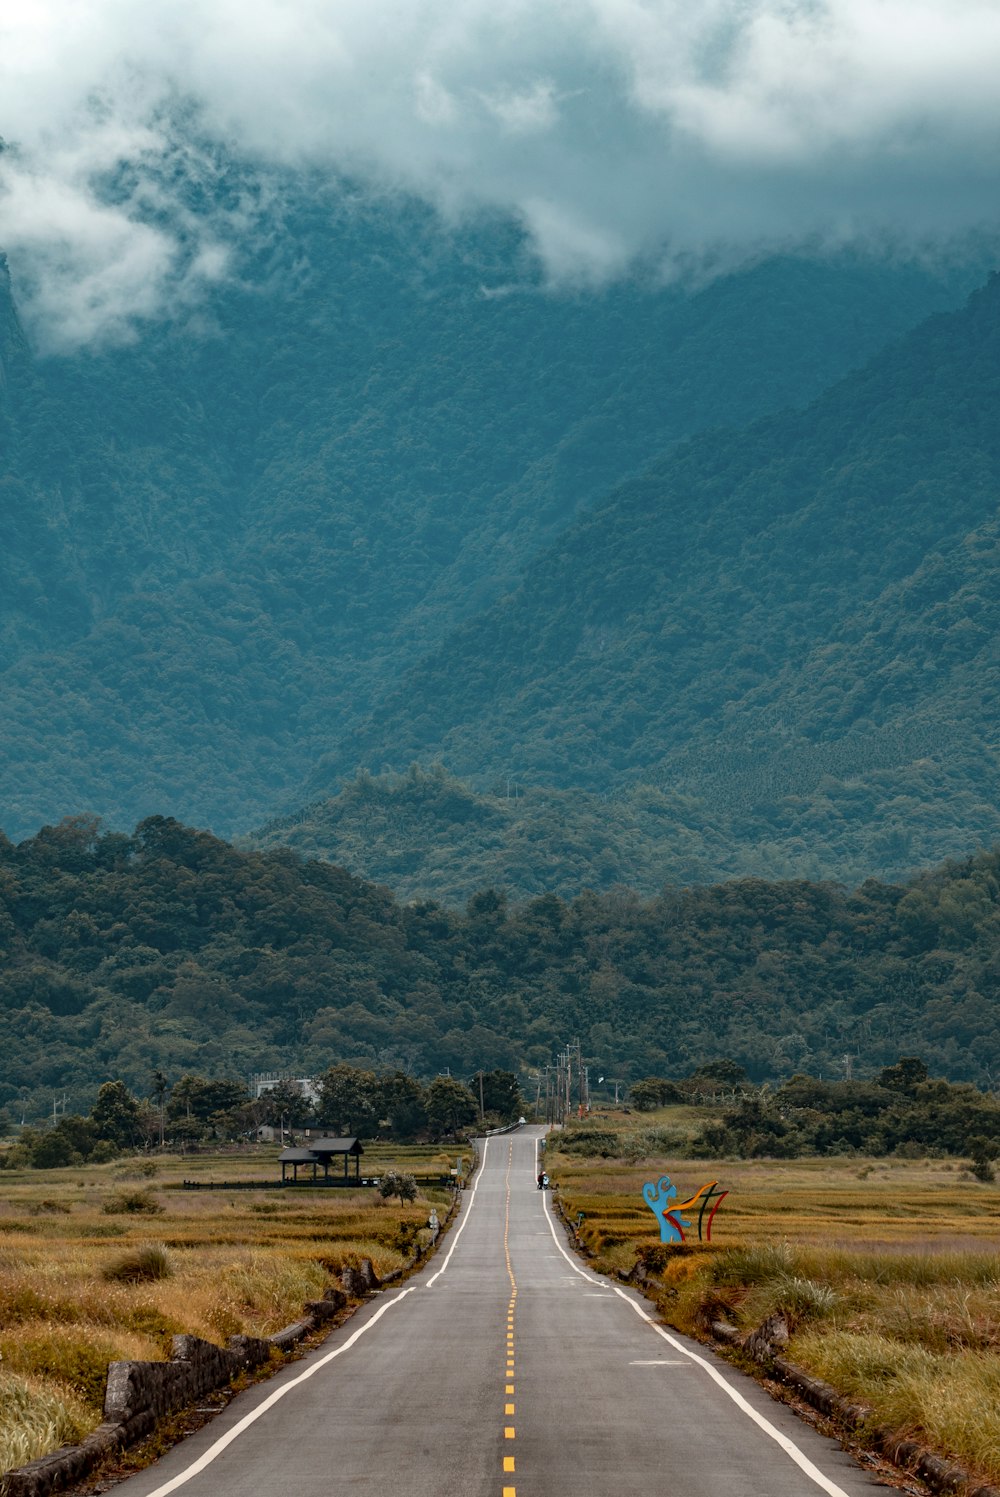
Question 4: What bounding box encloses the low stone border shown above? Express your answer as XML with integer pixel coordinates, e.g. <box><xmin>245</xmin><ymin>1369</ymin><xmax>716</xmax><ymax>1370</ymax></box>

<box><xmin>2</xmin><ymin>1188</ymin><xmax>463</xmax><ymax>1497</ymax></box>
<box><xmin>706</xmin><ymin>1313</ymin><xmax>1000</xmax><ymax>1497</ymax></box>
<box><xmin>2</xmin><ymin>1290</ymin><xmax>348</xmax><ymax>1497</ymax></box>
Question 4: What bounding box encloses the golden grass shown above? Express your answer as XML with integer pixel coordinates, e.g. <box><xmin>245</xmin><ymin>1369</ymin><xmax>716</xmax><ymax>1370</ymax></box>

<box><xmin>0</xmin><ymin>1373</ymin><xmax>91</xmax><ymax>1474</ymax></box>
<box><xmin>0</xmin><ymin>1142</ymin><xmax>469</xmax><ymax>1476</ymax></box>
<box><xmin>547</xmin><ymin>1109</ymin><xmax>1000</xmax><ymax>1485</ymax></box>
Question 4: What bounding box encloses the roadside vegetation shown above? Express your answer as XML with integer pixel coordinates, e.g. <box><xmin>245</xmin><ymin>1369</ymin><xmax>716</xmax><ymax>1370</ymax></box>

<box><xmin>548</xmin><ymin>1107</ymin><xmax>1000</xmax><ymax>1489</ymax></box>
<box><xmin>0</xmin><ymin>1142</ymin><xmax>468</xmax><ymax>1477</ymax></box>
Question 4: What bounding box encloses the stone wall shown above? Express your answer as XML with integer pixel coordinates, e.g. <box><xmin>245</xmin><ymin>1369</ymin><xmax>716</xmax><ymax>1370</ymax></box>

<box><xmin>2</xmin><ymin>1290</ymin><xmax>346</xmax><ymax>1497</ymax></box>
<box><xmin>3</xmin><ymin>1186</ymin><xmax>463</xmax><ymax>1497</ymax></box>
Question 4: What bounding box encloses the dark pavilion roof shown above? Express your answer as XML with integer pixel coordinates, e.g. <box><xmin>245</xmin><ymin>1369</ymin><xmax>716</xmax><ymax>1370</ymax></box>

<box><xmin>278</xmin><ymin>1147</ymin><xmax>319</xmax><ymax>1163</ymax></box>
<box><xmin>309</xmin><ymin>1136</ymin><xmax>363</xmax><ymax>1155</ymax></box>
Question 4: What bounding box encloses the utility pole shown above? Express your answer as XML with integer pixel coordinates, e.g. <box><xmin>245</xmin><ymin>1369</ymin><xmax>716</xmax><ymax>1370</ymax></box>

<box><xmin>478</xmin><ymin>1070</ymin><xmax>485</xmax><ymax>1122</ymax></box>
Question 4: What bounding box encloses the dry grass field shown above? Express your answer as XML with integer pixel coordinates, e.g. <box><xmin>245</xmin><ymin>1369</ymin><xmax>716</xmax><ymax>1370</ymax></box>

<box><xmin>548</xmin><ymin>1110</ymin><xmax>1000</xmax><ymax>1488</ymax></box>
<box><xmin>0</xmin><ymin>1143</ymin><xmax>470</xmax><ymax>1475</ymax></box>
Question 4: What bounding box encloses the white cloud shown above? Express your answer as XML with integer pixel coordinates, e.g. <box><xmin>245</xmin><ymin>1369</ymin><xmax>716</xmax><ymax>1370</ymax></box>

<box><xmin>1</xmin><ymin>0</ymin><xmax>998</xmax><ymax>345</ymax></box>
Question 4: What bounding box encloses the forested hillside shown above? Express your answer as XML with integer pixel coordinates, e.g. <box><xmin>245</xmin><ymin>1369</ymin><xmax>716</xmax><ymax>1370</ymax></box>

<box><xmin>256</xmin><ymin>766</ymin><xmax>726</xmax><ymax>900</ymax></box>
<box><xmin>3</xmin><ymin>816</ymin><xmax>1000</xmax><ymax>1125</ymax></box>
<box><xmin>305</xmin><ymin>272</ymin><xmax>1000</xmax><ymax>890</ymax></box>
<box><xmin>0</xmin><ymin>206</ymin><xmax>980</xmax><ymax>842</ymax></box>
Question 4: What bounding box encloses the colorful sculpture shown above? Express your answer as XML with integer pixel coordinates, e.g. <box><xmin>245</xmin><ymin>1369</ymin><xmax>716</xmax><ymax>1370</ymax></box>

<box><xmin>641</xmin><ymin>1174</ymin><xmax>728</xmax><ymax>1244</ymax></box>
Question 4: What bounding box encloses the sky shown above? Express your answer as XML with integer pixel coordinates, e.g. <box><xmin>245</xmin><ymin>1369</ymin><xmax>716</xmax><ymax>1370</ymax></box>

<box><xmin>1</xmin><ymin>0</ymin><xmax>999</xmax><ymax>347</ymax></box>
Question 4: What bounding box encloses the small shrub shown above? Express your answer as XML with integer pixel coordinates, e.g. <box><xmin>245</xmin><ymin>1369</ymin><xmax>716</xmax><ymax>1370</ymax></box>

<box><xmin>102</xmin><ymin>1190</ymin><xmax>163</xmax><ymax>1216</ymax></box>
<box><xmin>103</xmin><ymin>1243</ymin><xmax>173</xmax><ymax>1284</ymax></box>
<box><xmin>27</xmin><ymin>1200</ymin><xmax>72</xmax><ymax>1216</ymax></box>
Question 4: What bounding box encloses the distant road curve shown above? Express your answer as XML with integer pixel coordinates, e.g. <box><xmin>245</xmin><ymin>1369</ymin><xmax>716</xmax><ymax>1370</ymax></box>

<box><xmin>115</xmin><ymin>1128</ymin><xmax>884</xmax><ymax>1497</ymax></box>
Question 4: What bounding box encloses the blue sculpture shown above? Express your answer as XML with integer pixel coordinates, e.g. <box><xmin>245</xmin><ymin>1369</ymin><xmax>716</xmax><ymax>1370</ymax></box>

<box><xmin>642</xmin><ymin>1174</ymin><xmax>728</xmax><ymax>1243</ymax></box>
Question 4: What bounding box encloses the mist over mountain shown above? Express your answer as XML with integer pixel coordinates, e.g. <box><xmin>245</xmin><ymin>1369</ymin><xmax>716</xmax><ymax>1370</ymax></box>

<box><xmin>1</xmin><ymin>195</ymin><xmax>976</xmax><ymax>844</ymax></box>
<box><xmin>295</xmin><ymin>270</ymin><xmax>1000</xmax><ymax>893</ymax></box>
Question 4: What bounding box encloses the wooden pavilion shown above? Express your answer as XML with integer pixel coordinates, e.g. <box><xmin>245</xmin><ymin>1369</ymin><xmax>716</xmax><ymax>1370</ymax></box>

<box><xmin>278</xmin><ymin>1136</ymin><xmax>364</xmax><ymax>1185</ymax></box>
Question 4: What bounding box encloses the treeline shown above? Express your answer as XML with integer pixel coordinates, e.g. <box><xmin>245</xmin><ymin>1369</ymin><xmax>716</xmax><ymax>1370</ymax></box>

<box><xmin>3</xmin><ymin>816</ymin><xmax>1000</xmax><ymax>1124</ymax></box>
<box><xmin>3</xmin><ymin>1064</ymin><xmax>522</xmax><ymax>1168</ymax></box>
<box><xmin>606</xmin><ymin>1058</ymin><xmax>1000</xmax><ymax>1168</ymax></box>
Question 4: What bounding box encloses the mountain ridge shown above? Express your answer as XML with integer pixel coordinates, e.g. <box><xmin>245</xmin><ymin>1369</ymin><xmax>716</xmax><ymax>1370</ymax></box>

<box><xmin>290</xmin><ymin>271</ymin><xmax>1000</xmax><ymax>891</ymax></box>
<box><xmin>0</xmin><ymin>199</ymin><xmax>984</xmax><ymax>840</ymax></box>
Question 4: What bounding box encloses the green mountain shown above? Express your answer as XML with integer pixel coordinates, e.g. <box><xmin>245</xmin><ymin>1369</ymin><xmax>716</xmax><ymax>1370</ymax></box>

<box><xmin>3</xmin><ymin>817</ymin><xmax>1000</xmax><ymax>1125</ymax></box>
<box><xmin>0</xmin><ymin>207</ymin><xmax>982</xmax><ymax>841</ymax></box>
<box><xmin>298</xmin><ymin>272</ymin><xmax>1000</xmax><ymax>891</ymax></box>
<box><xmin>255</xmin><ymin>765</ymin><xmax>724</xmax><ymax>901</ymax></box>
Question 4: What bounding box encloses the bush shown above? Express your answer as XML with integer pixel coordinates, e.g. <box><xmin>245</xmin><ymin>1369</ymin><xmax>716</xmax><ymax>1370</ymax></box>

<box><xmin>103</xmin><ymin>1243</ymin><xmax>173</xmax><ymax>1283</ymax></box>
<box><xmin>558</xmin><ymin>1127</ymin><xmax>623</xmax><ymax>1157</ymax></box>
<box><xmin>102</xmin><ymin>1189</ymin><xmax>163</xmax><ymax>1216</ymax></box>
<box><xmin>112</xmin><ymin>1160</ymin><xmax>157</xmax><ymax>1179</ymax></box>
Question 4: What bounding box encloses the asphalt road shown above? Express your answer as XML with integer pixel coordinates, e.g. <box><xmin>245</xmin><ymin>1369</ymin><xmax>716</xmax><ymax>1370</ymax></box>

<box><xmin>115</xmin><ymin>1128</ymin><xmax>888</xmax><ymax>1496</ymax></box>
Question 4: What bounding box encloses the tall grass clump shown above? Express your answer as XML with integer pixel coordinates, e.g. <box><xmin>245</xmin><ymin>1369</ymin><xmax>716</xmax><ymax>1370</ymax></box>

<box><xmin>796</xmin><ymin>1330</ymin><xmax>1000</xmax><ymax>1479</ymax></box>
<box><xmin>0</xmin><ymin>1372</ymin><xmax>91</xmax><ymax>1476</ymax></box>
<box><xmin>102</xmin><ymin>1243</ymin><xmax>173</xmax><ymax>1284</ymax></box>
<box><xmin>102</xmin><ymin>1190</ymin><xmax>163</xmax><ymax>1217</ymax></box>
<box><xmin>199</xmin><ymin>1253</ymin><xmax>326</xmax><ymax>1339</ymax></box>
<box><xmin>1</xmin><ymin>1325</ymin><xmax>158</xmax><ymax>1411</ymax></box>
<box><xmin>709</xmin><ymin>1241</ymin><xmax>795</xmax><ymax>1286</ymax></box>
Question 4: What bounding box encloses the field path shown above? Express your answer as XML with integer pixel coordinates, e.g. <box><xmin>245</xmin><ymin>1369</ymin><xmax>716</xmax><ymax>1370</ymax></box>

<box><xmin>114</xmin><ymin>1127</ymin><xmax>885</xmax><ymax>1496</ymax></box>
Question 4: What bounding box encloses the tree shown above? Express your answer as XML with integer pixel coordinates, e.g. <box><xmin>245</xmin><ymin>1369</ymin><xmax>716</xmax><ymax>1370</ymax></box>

<box><xmin>379</xmin><ymin>1071</ymin><xmax>427</xmax><ymax>1141</ymax></box>
<box><xmin>473</xmin><ymin>1070</ymin><xmax>523</xmax><ymax>1124</ymax></box>
<box><xmin>377</xmin><ymin>1169</ymin><xmax>418</xmax><ymax>1204</ymax></box>
<box><xmin>29</xmin><ymin>1115</ymin><xmax>98</xmax><ymax>1167</ymax></box>
<box><xmin>150</xmin><ymin>1069</ymin><xmax>169</xmax><ymax>1148</ymax></box>
<box><xmin>167</xmin><ymin>1076</ymin><xmax>249</xmax><ymax>1124</ymax></box>
<box><xmin>878</xmin><ymin>1057</ymin><xmax>930</xmax><ymax>1096</ymax></box>
<box><xmin>967</xmin><ymin>1135</ymin><xmax>998</xmax><ymax>1183</ymax></box>
<box><xmin>629</xmin><ymin>1077</ymin><xmax>684</xmax><ymax>1110</ymax></box>
<box><xmin>425</xmin><ymin>1077</ymin><xmax>478</xmax><ymax>1138</ymax></box>
<box><xmin>691</xmin><ymin>1060</ymin><xmax>749</xmax><ymax>1086</ymax></box>
<box><xmin>258</xmin><ymin>1080</ymin><xmax>313</xmax><ymax>1132</ymax></box>
<box><xmin>316</xmin><ymin>1065</ymin><xmax>381</xmax><ymax>1137</ymax></box>
<box><xmin>90</xmin><ymin>1081</ymin><xmax>143</xmax><ymax>1149</ymax></box>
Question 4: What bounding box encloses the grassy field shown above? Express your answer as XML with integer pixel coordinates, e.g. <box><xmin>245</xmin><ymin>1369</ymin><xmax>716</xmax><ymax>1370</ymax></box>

<box><xmin>548</xmin><ymin>1109</ymin><xmax>1000</xmax><ymax>1488</ymax></box>
<box><xmin>0</xmin><ymin>1142</ymin><xmax>470</xmax><ymax>1475</ymax></box>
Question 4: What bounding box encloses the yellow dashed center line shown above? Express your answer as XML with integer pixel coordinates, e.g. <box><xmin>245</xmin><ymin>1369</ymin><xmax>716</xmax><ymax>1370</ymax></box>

<box><xmin>502</xmin><ymin>1142</ymin><xmax>517</xmax><ymax>1494</ymax></box>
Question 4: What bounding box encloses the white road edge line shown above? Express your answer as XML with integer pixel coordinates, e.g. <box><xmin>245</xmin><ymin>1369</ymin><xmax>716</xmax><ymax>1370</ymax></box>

<box><xmin>141</xmin><ymin>1137</ymin><xmax>492</xmax><ymax>1495</ymax></box>
<box><xmin>536</xmin><ymin>1139</ymin><xmax>852</xmax><ymax>1497</ymax></box>
<box><xmin>426</xmin><ymin>1135</ymin><xmax>489</xmax><ymax>1287</ymax></box>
